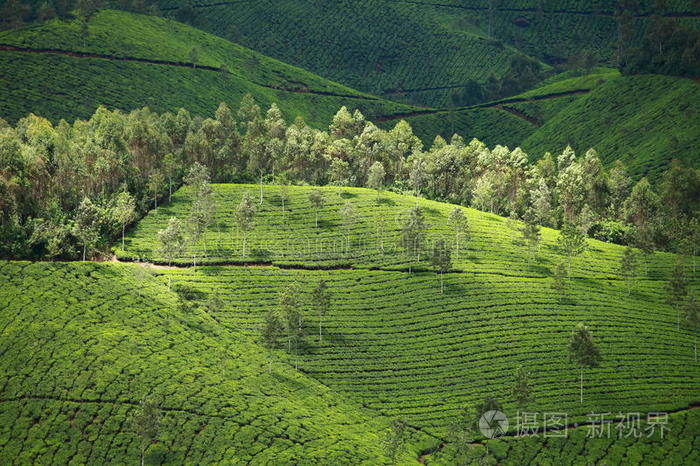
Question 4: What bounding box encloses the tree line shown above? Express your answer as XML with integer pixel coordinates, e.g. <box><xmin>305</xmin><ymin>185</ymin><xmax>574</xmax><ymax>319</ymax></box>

<box><xmin>1</xmin><ymin>96</ymin><xmax>698</xmax><ymax>260</ymax></box>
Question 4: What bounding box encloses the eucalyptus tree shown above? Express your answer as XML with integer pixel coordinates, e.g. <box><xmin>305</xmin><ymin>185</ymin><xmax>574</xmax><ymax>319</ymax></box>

<box><xmin>158</xmin><ymin>217</ymin><xmax>186</xmax><ymax>266</ymax></box>
<box><xmin>308</xmin><ymin>190</ymin><xmax>325</xmax><ymax>228</ymax></box>
<box><xmin>235</xmin><ymin>192</ymin><xmax>257</xmax><ymax>257</ymax></box>
<box><xmin>568</xmin><ymin>323</ymin><xmax>602</xmax><ymax>403</ymax></box>
<box><xmin>112</xmin><ymin>191</ymin><xmax>136</xmax><ymax>251</ymax></box>
<box><xmin>400</xmin><ymin>205</ymin><xmax>426</xmax><ymax>273</ymax></box>
<box><xmin>431</xmin><ymin>239</ymin><xmax>452</xmax><ymax>293</ymax></box>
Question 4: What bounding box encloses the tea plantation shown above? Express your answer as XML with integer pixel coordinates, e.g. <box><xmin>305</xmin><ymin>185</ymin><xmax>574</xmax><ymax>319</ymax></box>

<box><xmin>120</xmin><ymin>184</ymin><xmax>699</xmax><ymax>435</ymax></box>
<box><xmin>119</xmin><ymin>184</ymin><xmax>688</xmax><ymax>279</ymax></box>
<box><xmin>0</xmin><ymin>261</ymin><xmax>427</xmax><ymax>464</ymax></box>
<box><xmin>0</xmin><ymin>9</ymin><xmax>411</xmax><ymax>126</ymax></box>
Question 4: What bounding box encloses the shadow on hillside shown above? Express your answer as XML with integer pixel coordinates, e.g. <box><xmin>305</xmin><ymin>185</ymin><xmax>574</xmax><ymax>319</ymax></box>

<box><xmin>376</xmin><ymin>197</ymin><xmax>396</xmax><ymax>206</ymax></box>
<box><xmin>316</xmin><ymin>219</ymin><xmax>336</xmax><ymax>230</ymax></box>
<box><xmin>339</xmin><ymin>191</ymin><xmax>358</xmax><ymax>199</ymax></box>
<box><xmin>271</xmin><ymin>372</ymin><xmax>308</xmax><ymax>390</ymax></box>
<box><xmin>250</xmin><ymin>248</ymin><xmax>272</xmax><ymax>260</ymax></box>
<box><xmin>423</xmin><ymin>207</ymin><xmax>440</xmax><ymax>216</ymax></box>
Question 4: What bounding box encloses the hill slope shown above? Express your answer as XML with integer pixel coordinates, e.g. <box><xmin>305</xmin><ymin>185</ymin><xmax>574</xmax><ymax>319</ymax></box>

<box><xmin>520</xmin><ymin>74</ymin><xmax>700</xmax><ymax>178</ymax></box>
<box><xmin>0</xmin><ymin>261</ymin><xmax>424</xmax><ymax>464</ymax></box>
<box><xmin>156</xmin><ymin>0</ymin><xmax>543</xmax><ymax>107</ymax></box>
<box><xmin>155</xmin><ymin>0</ymin><xmax>700</xmax><ymax>107</ymax></box>
<box><xmin>0</xmin><ymin>9</ymin><xmax>411</xmax><ymax>126</ymax></box>
<box><xmin>120</xmin><ymin>184</ymin><xmax>700</xmax><ymax>439</ymax></box>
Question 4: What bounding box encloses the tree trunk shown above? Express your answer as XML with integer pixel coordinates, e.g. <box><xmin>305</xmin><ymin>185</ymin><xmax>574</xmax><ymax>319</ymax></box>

<box><xmin>315</xmin><ymin>212</ymin><xmax>319</xmax><ymax>228</ymax></box>
<box><xmin>122</xmin><ymin>224</ymin><xmax>125</xmax><ymax>251</ymax></box>
<box><xmin>169</xmin><ymin>176</ymin><xmax>172</xmax><ymax>201</ymax></box>
<box><xmin>319</xmin><ymin>313</ymin><xmax>323</xmax><ymax>342</ymax></box>
<box><xmin>695</xmin><ymin>339</ymin><xmax>697</xmax><ymax>363</ymax></box>
<box><xmin>83</xmin><ymin>244</ymin><xmax>86</xmax><ymax>262</ymax></box>
<box><xmin>580</xmin><ymin>367</ymin><xmax>583</xmax><ymax>403</ymax></box>
<box><xmin>259</xmin><ymin>173</ymin><xmax>264</xmax><ymax>205</ymax></box>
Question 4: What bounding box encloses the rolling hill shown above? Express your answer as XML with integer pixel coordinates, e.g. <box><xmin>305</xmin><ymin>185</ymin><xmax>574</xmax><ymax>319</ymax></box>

<box><xmin>0</xmin><ymin>9</ymin><xmax>412</xmax><ymax>127</ymax></box>
<box><xmin>155</xmin><ymin>0</ymin><xmax>700</xmax><ymax>107</ymax></box>
<box><xmin>119</xmin><ymin>184</ymin><xmax>700</xmax><ymax>436</ymax></box>
<box><xmin>155</xmin><ymin>0</ymin><xmax>545</xmax><ymax>108</ymax></box>
<box><xmin>2</xmin><ymin>184</ymin><xmax>699</xmax><ymax>463</ymax></box>
<box><xmin>0</xmin><ymin>260</ymin><xmax>429</xmax><ymax>464</ymax></box>
<box><xmin>402</xmin><ymin>69</ymin><xmax>700</xmax><ymax>178</ymax></box>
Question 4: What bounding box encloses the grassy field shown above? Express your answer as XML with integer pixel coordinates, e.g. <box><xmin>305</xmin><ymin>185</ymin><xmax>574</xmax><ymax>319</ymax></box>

<box><xmin>428</xmin><ymin>409</ymin><xmax>700</xmax><ymax>464</ymax></box>
<box><xmin>0</xmin><ymin>10</ymin><xmax>411</xmax><ymax>126</ymax></box>
<box><xmin>3</xmin><ymin>184</ymin><xmax>699</xmax><ymax>463</ymax></box>
<box><xmin>154</xmin><ymin>0</ymin><xmax>700</xmax><ymax>106</ymax></box>
<box><xmin>0</xmin><ymin>260</ymin><xmax>429</xmax><ymax>464</ymax></box>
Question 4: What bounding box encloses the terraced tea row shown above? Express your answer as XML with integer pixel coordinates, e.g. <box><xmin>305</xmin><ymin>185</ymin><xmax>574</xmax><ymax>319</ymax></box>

<box><xmin>120</xmin><ymin>184</ymin><xmax>689</xmax><ymax>281</ymax></box>
<box><xmin>160</xmin><ymin>264</ymin><xmax>700</xmax><ymax>437</ymax></box>
<box><xmin>0</xmin><ymin>261</ymin><xmax>419</xmax><ymax>464</ymax></box>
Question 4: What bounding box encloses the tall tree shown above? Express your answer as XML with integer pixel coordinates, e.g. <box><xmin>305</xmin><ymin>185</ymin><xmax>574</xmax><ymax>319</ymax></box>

<box><xmin>262</xmin><ymin>309</ymin><xmax>284</xmax><ymax>373</ymax></box>
<box><xmin>431</xmin><ymin>238</ymin><xmax>452</xmax><ymax>293</ymax></box>
<box><xmin>512</xmin><ymin>365</ymin><xmax>535</xmax><ymax>411</ymax></box>
<box><xmin>158</xmin><ymin>217</ymin><xmax>186</xmax><ymax>266</ymax></box>
<box><xmin>520</xmin><ymin>210</ymin><xmax>542</xmax><ymax>265</ymax></box>
<box><xmin>311</xmin><ymin>279</ymin><xmax>331</xmax><ymax>342</ymax></box>
<box><xmin>129</xmin><ymin>397</ymin><xmax>160</xmax><ymax>466</ymax></box>
<box><xmin>556</xmin><ymin>222</ymin><xmax>588</xmax><ymax>275</ymax></box>
<box><xmin>112</xmin><ymin>191</ymin><xmax>136</xmax><ymax>251</ymax></box>
<box><xmin>340</xmin><ymin>201</ymin><xmax>357</xmax><ymax>255</ymax></box>
<box><xmin>400</xmin><ymin>205</ymin><xmax>426</xmax><ymax>273</ymax></box>
<box><xmin>73</xmin><ymin>196</ymin><xmax>102</xmax><ymax>261</ymax></box>
<box><xmin>280</xmin><ymin>282</ymin><xmax>304</xmax><ymax>369</ymax></box>
<box><xmin>308</xmin><ymin>190</ymin><xmax>325</xmax><ymax>228</ymax></box>
<box><xmin>188</xmin><ymin>182</ymin><xmax>215</xmax><ymax>264</ymax></box>
<box><xmin>235</xmin><ymin>192</ymin><xmax>256</xmax><ymax>257</ymax></box>
<box><xmin>568</xmin><ymin>323</ymin><xmax>602</xmax><ymax>403</ymax></box>
<box><xmin>447</xmin><ymin>207</ymin><xmax>469</xmax><ymax>260</ymax></box>
<box><xmin>367</xmin><ymin>161</ymin><xmax>386</xmax><ymax>200</ymax></box>
<box><xmin>147</xmin><ymin>169</ymin><xmax>165</xmax><ymax>209</ymax></box>
<box><xmin>619</xmin><ymin>246</ymin><xmax>641</xmax><ymax>294</ymax></box>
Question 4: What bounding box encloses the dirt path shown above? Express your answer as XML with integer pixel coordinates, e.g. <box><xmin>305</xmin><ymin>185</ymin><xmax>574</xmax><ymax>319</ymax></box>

<box><xmin>377</xmin><ymin>88</ymin><xmax>589</xmax><ymax>123</ymax></box>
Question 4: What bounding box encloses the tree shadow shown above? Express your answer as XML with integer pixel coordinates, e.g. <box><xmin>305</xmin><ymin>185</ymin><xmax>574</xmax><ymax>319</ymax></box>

<box><xmin>376</xmin><ymin>197</ymin><xmax>396</xmax><ymax>206</ymax></box>
<box><xmin>251</xmin><ymin>248</ymin><xmax>272</xmax><ymax>260</ymax></box>
<box><xmin>339</xmin><ymin>191</ymin><xmax>358</xmax><ymax>199</ymax></box>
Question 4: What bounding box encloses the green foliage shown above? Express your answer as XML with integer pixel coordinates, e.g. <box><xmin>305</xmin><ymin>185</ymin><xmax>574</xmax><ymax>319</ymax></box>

<box><xmin>0</xmin><ymin>9</ymin><xmax>411</xmax><ymax>127</ymax></box>
<box><xmin>0</xmin><ymin>261</ymin><xmax>399</xmax><ymax>463</ymax></box>
<box><xmin>522</xmin><ymin>74</ymin><xmax>700</xmax><ymax>179</ymax></box>
<box><xmin>156</xmin><ymin>0</ymin><xmax>529</xmax><ymax>107</ymax></box>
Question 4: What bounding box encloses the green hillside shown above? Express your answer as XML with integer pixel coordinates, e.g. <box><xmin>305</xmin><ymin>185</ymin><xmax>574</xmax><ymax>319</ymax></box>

<box><xmin>521</xmin><ymin>74</ymin><xmax>700</xmax><ymax>178</ymax></box>
<box><xmin>3</xmin><ymin>184</ymin><xmax>699</xmax><ymax>463</ymax></box>
<box><xmin>0</xmin><ymin>9</ymin><xmax>411</xmax><ymax>126</ymax></box>
<box><xmin>155</xmin><ymin>0</ymin><xmax>700</xmax><ymax>107</ymax></box>
<box><xmin>156</xmin><ymin>0</ymin><xmax>542</xmax><ymax>108</ymax></box>
<box><xmin>119</xmin><ymin>183</ymin><xmax>699</xmax><ymax>454</ymax></box>
<box><xmin>0</xmin><ymin>261</ymin><xmax>427</xmax><ymax>464</ymax></box>
<box><xmin>118</xmin><ymin>184</ymin><xmax>687</xmax><ymax>278</ymax></box>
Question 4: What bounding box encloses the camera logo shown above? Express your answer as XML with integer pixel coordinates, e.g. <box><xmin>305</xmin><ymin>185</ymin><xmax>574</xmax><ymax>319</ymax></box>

<box><xmin>479</xmin><ymin>410</ymin><xmax>509</xmax><ymax>438</ymax></box>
